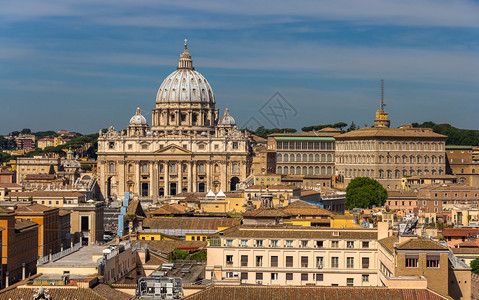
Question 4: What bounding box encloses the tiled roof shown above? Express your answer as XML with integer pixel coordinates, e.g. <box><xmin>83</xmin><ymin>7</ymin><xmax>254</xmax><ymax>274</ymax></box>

<box><xmin>281</xmin><ymin>201</ymin><xmax>332</xmax><ymax>217</ymax></box>
<box><xmin>126</xmin><ymin>199</ymin><xmax>146</xmax><ymax>217</ymax></box>
<box><xmin>24</xmin><ymin>174</ymin><xmax>56</xmax><ymax>180</ymax></box>
<box><xmin>443</xmin><ymin>228</ymin><xmax>479</xmax><ymax>237</ymax></box>
<box><xmin>336</xmin><ymin>127</ymin><xmax>447</xmax><ymax>139</ymax></box>
<box><xmin>142</xmin><ymin>217</ymin><xmax>241</xmax><ymax>230</ymax></box>
<box><xmin>9</xmin><ymin>191</ymin><xmax>85</xmax><ymax>198</ymax></box>
<box><xmin>0</xmin><ymin>183</ymin><xmax>22</xmax><ymax>188</ymax></box>
<box><xmin>243</xmin><ymin>209</ymin><xmax>291</xmax><ymax>218</ymax></box>
<box><xmin>0</xmin><ymin>284</ymin><xmax>131</xmax><ymax>300</ymax></box>
<box><xmin>456</xmin><ymin>239</ymin><xmax>479</xmax><ymax>248</ymax></box>
<box><xmin>215</xmin><ymin>225</ymin><xmax>377</xmax><ymax>240</ymax></box>
<box><xmin>15</xmin><ymin>203</ymin><xmax>57</xmax><ymax>213</ymax></box>
<box><xmin>452</xmin><ymin>248</ymin><xmax>479</xmax><ymax>254</ymax></box>
<box><xmin>0</xmin><ymin>206</ymin><xmax>14</xmax><ymax>215</ymax></box>
<box><xmin>396</xmin><ymin>237</ymin><xmax>448</xmax><ymax>251</ymax></box>
<box><xmin>245</xmin><ymin>185</ymin><xmax>299</xmax><ymax>190</ymax></box>
<box><xmin>59</xmin><ymin>209</ymin><xmax>71</xmax><ymax>217</ymax></box>
<box><xmin>14</xmin><ymin>219</ymin><xmax>39</xmax><ymax>231</ymax></box>
<box><xmin>133</xmin><ymin>240</ymin><xmax>207</xmax><ymax>255</ymax></box>
<box><xmin>146</xmin><ymin>204</ymin><xmax>194</xmax><ymax>216</ymax></box>
<box><xmin>379</xmin><ymin>235</ymin><xmax>398</xmax><ymax>254</ymax></box>
<box><xmin>183</xmin><ymin>286</ymin><xmax>449</xmax><ymax>300</ymax></box>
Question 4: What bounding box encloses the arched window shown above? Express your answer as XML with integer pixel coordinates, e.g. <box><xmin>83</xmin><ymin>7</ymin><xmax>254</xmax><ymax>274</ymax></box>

<box><xmin>296</xmin><ymin>166</ymin><xmax>301</xmax><ymax>174</ymax></box>
<box><xmin>309</xmin><ymin>166</ymin><xmax>313</xmax><ymax>175</ymax></box>
<box><xmin>321</xmin><ymin>166</ymin><xmax>326</xmax><ymax>175</ymax></box>
<box><xmin>379</xmin><ymin>169</ymin><xmax>384</xmax><ymax>178</ymax></box>
<box><xmin>315</xmin><ymin>166</ymin><xmax>319</xmax><ymax>175</ymax></box>
<box><xmin>284</xmin><ymin>166</ymin><xmax>289</xmax><ymax>174</ymax></box>
<box><xmin>214</xmin><ymin>164</ymin><xmax>219</xmax><ymax>173</ymax></box>
<box><xmin>277</xmin><ymin>166</ymin><xmax>282</xmax><ymax>174</ymax></box>
<box><xmin>327</xmin><ymin>166</ymin><xmax>332</xmax><ymax>175</ymax></box>
<box><xmin>431</xmin><ymin>156</ymin><xmax>436</xmax><ymax>163</ymax></box>
<box><xmin>439</xmin><ymin>169</ymin><xmax>444</xmax><ymax>175</ymax></box>
<box><xmin>170</xmin><ymin>163</ymin><xmax>176</xmax><ymax>173</ymax></box>
<box><xmin>309</xmin><ymin>154</ymin><xmax>313</xmax><ymax>162</ymax></box>
<box><xmin>424</xmin><ymin>156</ymin><xmax>429</xmax><ymax>163</ymax></box>
<box><xmin>327</xmin><ymin>154</ymin><xmax>332</xmax><ymax>162</ymax></box>
<box><xmin>403</xmin><ymin>170</ymin><xmax>407</xmax><ymax>177</ymax></box>
<box><xmin>315</xmin><ymin>154</ymin><xmax>319</xmax><ymax>162</ymax></box>
<box><xmin>417</xmin><ymin>156</ymin><xmax>421</xmax><ymax>163</ymax></box>
<box><xmin>288</xmin><ymin>154</ymin><xmax>293</xmax><ymax>162</ymax></box>
<box><xmin>302</xmin><ymin>166</ymin><xmax>307</xmax><ymax>175</ymax></box>
<box><xmin>402</xmin><ymin>156</ymin><xmax>407</xmax><ymax>164</ymax></box>
<box><xmin>199</xmin><ymin>163</ymin><xmax>205</xmax><ymax>173</ymax></box>
<box><xmin>473</xmin><ymin>169</ymin><xmax>476</xmax><ymax>174</ymax></box>
<box><xmin>321</xmin><ymin>154</ymin><xmax>326</xmax><ymax>162</ymax></box>
<box><xmin>284</xmin><ymin>154</ymin><xmax>289</xmax><ymax>162</ymax></box>
<box><xmin>432</xmin><ymin>169</ymin><xmax>436</xmax><ymax>175</ymax></box>
<box><xmin>395</xmin><ymin>170</ymin><xmax>400</xmax><ymax>178</ymax></box>
<box><xmin>439</xmin><ymin>156</ymin><xmax>444</xmax><ymax>163</ymax></box>
<box><xmin>277</xmin><ymin>154</ymin><xmax>282</xmax><ymax>162</ymax></box>
<box><xmin>302</xmin><ymin>154</ymin><xmax>307</xmax><ymax>162</ymax></box>
<box><xmin>128</xmin><ymin>164</ymin><xmax>133</xmax><ymax>173</ymax></box>
<box><xmin>290</xmin><ymin>167</ymin><xmax>295</xmax><ymax>175</ymax></box>
<box><xmin>296</xmin><ymin>154</ymin><xmax>301</xmax><ymax>161</ymax></box>
<box><xmin>387</xmin><ymin>170</ymin><xmax>392</xmax><ymax>178</ymax></box>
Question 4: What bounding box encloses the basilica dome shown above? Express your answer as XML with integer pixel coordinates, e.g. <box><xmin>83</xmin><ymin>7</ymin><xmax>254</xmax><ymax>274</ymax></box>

<box><xmin>155</xmin><ymin>42</ymin><xmax>215</xmax><ymax>104</ymax></box>
<box><xmin>218</xmin><ymin>107</ymin><xmax>236</xmax><ymax>126</ymax></box>
<box><xmin>129</xmin><ymin>107</ymin><xmax>148</xmax><ymax>125</ymax></box>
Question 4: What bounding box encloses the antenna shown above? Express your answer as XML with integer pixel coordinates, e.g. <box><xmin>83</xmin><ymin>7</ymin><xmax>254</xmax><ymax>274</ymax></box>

<box><xmin>380</xmin><ymin>79</ymin><xmax>385</xmax><ymax>111</ymax></box>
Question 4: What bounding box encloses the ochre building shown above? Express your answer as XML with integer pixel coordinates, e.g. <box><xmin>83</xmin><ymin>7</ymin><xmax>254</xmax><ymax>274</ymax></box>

<box><xmin>97</xmin><ymin>42</ymin><xmax>251</xmax><ymax>201</ymax></box>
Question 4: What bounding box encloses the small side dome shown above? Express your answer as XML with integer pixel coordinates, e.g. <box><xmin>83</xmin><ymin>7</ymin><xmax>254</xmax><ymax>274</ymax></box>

<box><xmin>129</xmin><ymin>107</ymin><xmax>148</xmax><ymax>126</ymax></box>
<box><xmin>218</xmin><ymin>107</ymin><xmax>236</xmax><ymax>126</ymax></box>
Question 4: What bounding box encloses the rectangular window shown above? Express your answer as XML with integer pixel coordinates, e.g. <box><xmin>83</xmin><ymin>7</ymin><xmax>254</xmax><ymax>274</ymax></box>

<box><xmin>347</xmin><ymin>241</ymin><xmax>354</xmax><ymax>248</ymax></box>
<box><xmin>301</xmin><ymin>256</ymin><xmax>309</xmax><ymax>268</ymax></box>
<box><xmin>255</xmin><ymin>240</ymin><xmax>263</xmax><ymax>247</ymax></box>
<box><xmin>346</xmin><ymin>257</ymin><xmax>354</xmax><ymax>269</ymax></box>
<box><xmin>226</xmin><ymin>255</ymin><xmax>233</xmax><ymax>264</ymax></box>
<box><xmin>362</xmin><ymin>241</ymin><xmax>369</xmax><ymax>248</ymax></box>
<box><xmin>301</xmin><ymin>273</ymin><xmax>308</xmax><ymax>281</ymax></box>
<box><xmin>286</xmin><ymin>240</ymin><xmax>293</xmax><ymax>247</ymax></box>
<box><xmin>256</xmin><ymin>273</ymin><xmax>263</xmax><ymax>280</ymax></box>
<box><xmin>405</xmin><ymin>255</ymin><xmax>418</xmax><ymax>268</ymax></box>
<box><xmin>256</xmin><ymin>256</ymin><xmax>263</xmax><ymax>267</ymax></box>
<box><xmin>347</xmin><ymin>278</ymin><xmax>354</xmax><ymax>287</ymax></box>
<box><xmin>316</xmin><ymin>241</ymin><xmax>323</xmax><ymax>248</ymax></box>
<box><xmin>241</xmin><ymin>255</ymin><xmax>248</xmax><ymax>267</ymax></box>
<box><xmin>316</xmin><ymin>274</ymin><xmax>323</xmax><ymax>281</ymax></box>
<box><xmin>286</xmin><ymin>273</ymin><xmax>293</xmax><ymax>281</ymax></box>
<box><xmin>240</xmin><ymin>240</ymin><xmax>248</xmax><ymax>247</ymax></box>
<box><xmin>427</xmin><ymin>255</ymin><xmax>440</xmax><ymax>268</ymax></box>
<box><xmin>331</xmin><ymin>241</ymin><xmax>339</xmax><ymax>248</ymax></box>
<box><xmin>362</xmin><ymin>257</ymin><xmax>370</xmax><ymax>269</ymax></box>
<box><xmin>271</xmin><ymin>256</ymin><xmax>278</xmax><ymax>267</ymax></box>
<box><xmin>271</xmin><ymin>273</ymin><xmax>278</xmax><ymax>281</ymax></box>
<box><xmin>301</xmin><ymin>240</ymin><xmax>309</xmax><ymax>247</ymax></box>
<box><xmin>226</xmin><ymin>240</ymin><xmax>233</xmax><ymax>246</ymax></box>
<box><xmin>316</xmin><ymin>257</ymin><xmax>324</xmax><ymax>268</ymax></box>
<box><xmin>270</xmin><ymin>240</ymin><xmax>278</xmax><ymax>247</ymax></box>
<box><xmin>331</xmin><ymin>257</ymin><xmax>339</xmax><ymax>268</ymax></box>
<box><xmin>241</xmin><ymin>272</ymin><xmax>248</xmax><ymax>280</ymax></box>
<box><xmin>233</xmin><ymin>142</ymin><xmax>238</xmax><ymax>149</ymax></box>
<box><xmin>362</xmin><ymin>274</ymin><xmax>369</xmax><ymax>282</ymax></box>
<box><xmin>286</xmin><ymin>256</ymin><xmax>293</xmax><ymax>267</ymax></box>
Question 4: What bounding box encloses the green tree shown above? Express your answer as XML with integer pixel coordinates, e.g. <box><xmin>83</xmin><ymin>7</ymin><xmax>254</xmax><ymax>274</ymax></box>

<box><xmin>346</xmin><ymin>122</ymin><xmax>358</xmax><ymax>132</ymax></box>
<box><xmin>333</xmin><ymin>122</ymin><xmax>348</xmax><ymax>131</ymax></box>
<box><xmin>345</xmin><ymin>177</ymin><xmax>388</xmax><ymax>209</ymax></box>
<box><xmin>470</xmin><ymin>257</ymin><xmax>479</xmax><ymax>274</ymax></box>
<box><xmin>48</xmin><ymin>165</ymin><xmax>55</xmax><ymax>175</ymax></box>
<box><xmin>21</xmin><ymin>128</ymin><xmax>32</xmax><ymax>135</ymax></box>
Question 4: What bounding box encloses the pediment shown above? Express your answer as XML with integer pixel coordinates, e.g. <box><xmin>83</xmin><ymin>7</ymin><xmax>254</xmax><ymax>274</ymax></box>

<box><xmin>154</xmin><ymin>144</ymin><xmax>192</xmax><ymax>154</ymax></box>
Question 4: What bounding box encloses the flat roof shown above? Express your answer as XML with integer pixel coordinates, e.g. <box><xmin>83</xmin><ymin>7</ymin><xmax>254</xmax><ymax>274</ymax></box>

<box><xmin>41</xmin><ymin>245</ymin><xmax>106</xmax><ymax>268</ymax></box>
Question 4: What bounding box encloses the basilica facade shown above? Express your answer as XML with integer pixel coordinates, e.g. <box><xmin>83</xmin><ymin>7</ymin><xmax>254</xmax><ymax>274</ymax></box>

<box><xmin>97</xmin><ymin>42</ymin><xmax>251</xmax><ymax>201</ymax></box>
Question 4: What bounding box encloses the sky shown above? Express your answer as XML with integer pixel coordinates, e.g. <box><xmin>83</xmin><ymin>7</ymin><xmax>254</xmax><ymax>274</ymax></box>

<box><xmin>0</xmin><ymin>0</ymin><xmax>478</xmax><ymax>134</ymax></box>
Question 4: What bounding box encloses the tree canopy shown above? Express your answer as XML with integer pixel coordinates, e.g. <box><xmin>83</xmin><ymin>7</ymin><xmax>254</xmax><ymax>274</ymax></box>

<box><xmin>470</xmin><ymin>257</ymin><xmax>479</xmax><ymax>274</ymax></box>
<box><xmin>301</xmin><ymin>122</ymin><xmax>348</xmax><ymax>132</ymax></box>
<box><xmin>412</xmin><ymin>121</ymin><xmax>479</xmax><ymax>145</ymax></box>
<box><xmin>246</xmin><ymin>126</ymin><xmax>297</xmax><ymax>139</ymax></box>
<box><xmin>345</xmin><ymin>177</ymin><xmax>388</xmax><ymax>210</ymax></box>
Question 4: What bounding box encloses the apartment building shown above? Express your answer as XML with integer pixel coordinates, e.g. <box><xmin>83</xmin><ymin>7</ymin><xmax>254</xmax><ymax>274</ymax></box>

<box><xmin>206</xmin><ymin>226</ymin><xmax>378</xmax><ymax>286</ymax></box>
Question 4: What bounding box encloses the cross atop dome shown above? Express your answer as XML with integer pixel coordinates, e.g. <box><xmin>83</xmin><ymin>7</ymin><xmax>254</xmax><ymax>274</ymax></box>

<box><xmin>178</xmin><ymin>39</ymin><xmax>194</xmax><ymax>70</ymax></box>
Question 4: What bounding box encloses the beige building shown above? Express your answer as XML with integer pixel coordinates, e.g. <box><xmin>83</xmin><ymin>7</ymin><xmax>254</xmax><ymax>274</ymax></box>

<box><xmin>97</xmin><ymin>42</ymin><xmax>250</xmax><ymax>201</ymax></box>
<box><xmin>335</xmin><ymin>108</ymin><xmax>447</xmax><ymax>189</ymax></box>
<box><xmin>268</xmin><ymin>128</ymin><xmax>340</xmax><ymax>177</ymax></box>
<box><xmin>16</xmin><ymin>156</ymin><xmax>60</xmax><ymax>183</ymax></box>
<box><xmin>206</xmin><ymin>226</ymin><xmax>378</xmax><ymax>286</ymax></box>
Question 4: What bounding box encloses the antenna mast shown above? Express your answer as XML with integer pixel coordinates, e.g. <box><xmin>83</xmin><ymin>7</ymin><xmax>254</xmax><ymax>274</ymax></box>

<box><xmin>380</xmin><ymin>79</ymin><xmax>385</xmax><ymax>111</ymax></box>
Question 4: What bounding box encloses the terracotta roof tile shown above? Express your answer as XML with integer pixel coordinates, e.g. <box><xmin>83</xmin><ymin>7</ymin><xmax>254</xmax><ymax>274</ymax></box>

<box><xmin>142</xmin><ymin>217</ymin><xmax>241</xmax><ymax>230</ymax></box>
<box><xmin>0</xmin><ymin>183</ymin><xmax>22</xmax><ymax>188</ymax></box>
<box><xmin>282</xmin><ymin>201</ymin><xmax>332</xmax><ymax>217</ymax></box>
<box><xmin>396</xmin><ymin>237</ymin><xmax>447</xmax><ymax>251</ymax></box>
<box><xmin>14</xmin><ymin>219</ymin><xmax>39</xmax><ymax>231</ymax></box>
<box><xmin>146</xmin><ymin>204</ymin><xmax>194</xmax><ymax>216</ymax></box>
<box><xmin>243</xmin><ymin>209</ymin><xmax>291</xmax><ymax>218</ymax></box>
<box><xmin>443</xmin><ymin>228</ymin><xmax>479</xmax><ymax>237</ymax></box>
<box><xmin>16</xmin><ymin>203</ymin><xmax>57</xmax><ymax>213</ymax></box>
<box><xmin>336</xmin><ymin>127</ymin><xmax>447</xmax><ymax>139</ymax></box>
<box><xmin>183</xmin><ymin>286</ymin><xmax>448</xmax><ymax>300</ymax></box>
<box><xmin>9</xmin><ymin>191</ymin><xmax>85</xmax><ymax>198</ymax></box>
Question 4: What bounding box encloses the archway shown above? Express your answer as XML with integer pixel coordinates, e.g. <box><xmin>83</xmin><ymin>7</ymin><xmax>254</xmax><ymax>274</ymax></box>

<box><xmin>106</xmin><ymin>177</ymin><xmax>112</xmax><ymax>200</ymax></box>
<box><xmin>159</xmin><ymin>188</ymin><xmax>164</xmax><ymax>197</ymax></box>
<box><xmin>230</xmin><ymin>177</ymin><xmax>240</xmax><ymax>191</ymax></box>
<box><xmin>198</xmin><ymin>183</ymin><xmax>205</xmax><ymax>192</ymax></box>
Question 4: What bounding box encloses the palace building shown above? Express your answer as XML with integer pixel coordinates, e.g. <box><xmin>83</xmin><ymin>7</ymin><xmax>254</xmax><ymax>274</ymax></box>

<box><xmin>335</xmin><ymin>103</ymin><xmax>447</xmax><ymax>189</ymax></box>
<box><xmin>97</xmin><ymin>42</ymin><xmax>251</xmax><ymax>201</ymax></box>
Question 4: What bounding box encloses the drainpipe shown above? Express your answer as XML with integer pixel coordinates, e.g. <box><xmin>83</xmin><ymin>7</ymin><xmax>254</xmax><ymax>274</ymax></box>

<box><xmin>22</xmin><ymin>263</ymin><xmax>25</xmax><ymax>280</ymax></box>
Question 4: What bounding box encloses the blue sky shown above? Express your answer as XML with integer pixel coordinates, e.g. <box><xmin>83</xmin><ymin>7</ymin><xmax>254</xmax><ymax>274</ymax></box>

<box><xmin>1</xmin><ymin>0</ymin><xmax>478</xmax><ymax>134</ymax></box>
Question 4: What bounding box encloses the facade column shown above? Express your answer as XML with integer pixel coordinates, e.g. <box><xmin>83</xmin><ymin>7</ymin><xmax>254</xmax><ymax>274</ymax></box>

<box><xmin>221</xmin><ymin>160</ymin><xmax>228</xmax><ymax>192</ymax></box>
<box><xmin>137</xmin><ymin>162</ymin><xmax>141</xmax><ymax>197</ymax></box>
<box><xmin>187</xmin><ymin>162</ymin><xmax>192</xmax><ymax>192</ymax></box>
<box><xmin>151</xmin><ymin>161</ymin><xmax>158</xmax><ymax>201</ymax></box>
<box><xmin>178</xmin><ymin>161</ymin><xmax>183</xmax><ymax>193</ymax></box>
<box><xmin>164</xmin><ymin>162</ymin><xmax>169</xmax><ymax>196</ymax></box>
<box><xmin>118</xmin><ymin>161</ymin><xmax>125</xmax><ymax>200</ymax></box>
<box><xmin>206</xmin><ymin>161</ymin><xmax>211</xmax><ymax>191</ymax></box>
<box><xmin>192</xmin><ymin>161</ymin><xmax>197</xmax><ymax>192</ymax></box>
